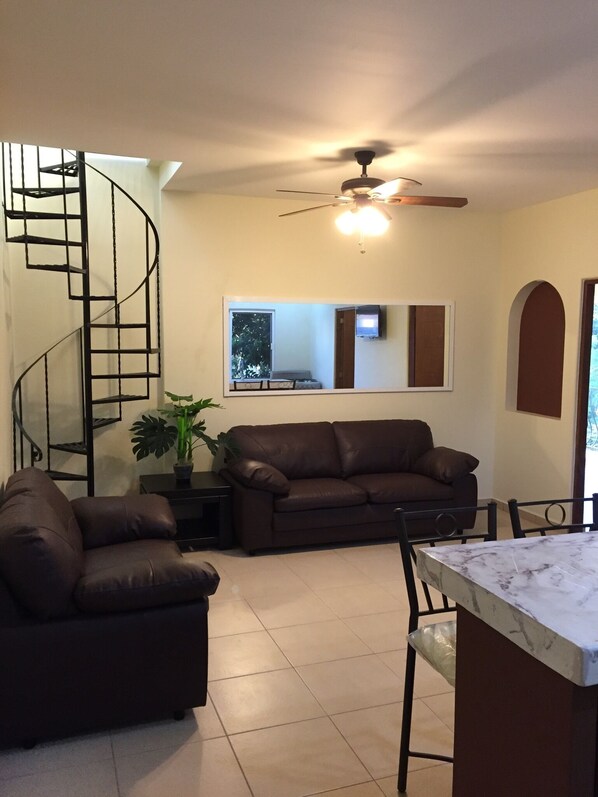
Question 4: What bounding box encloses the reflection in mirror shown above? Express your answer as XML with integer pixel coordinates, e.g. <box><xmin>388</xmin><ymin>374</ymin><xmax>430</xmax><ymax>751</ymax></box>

<box><xmin>223</xmin><ymin>298</ymin><xmax>454</xmax><ymax>394</ymax></box>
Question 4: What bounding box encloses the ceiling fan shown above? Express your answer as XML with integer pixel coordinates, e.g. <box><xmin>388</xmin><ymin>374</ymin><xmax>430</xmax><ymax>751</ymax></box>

<box><xmin>277</xmin><ymin>150</ymin><xmax>468</xmax><ymax>230</ymax></box>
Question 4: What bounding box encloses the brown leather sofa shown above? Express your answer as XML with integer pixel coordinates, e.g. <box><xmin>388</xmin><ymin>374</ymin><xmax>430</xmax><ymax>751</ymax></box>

<box><xmin>221</xmin><ymin>420</ymin><xmax>479</xmax><ymax>553</ymax></box>
<box><xmin>0</xmin><ymin>467</ymin><xmax>219</xmax><ymax>748</ymax></box>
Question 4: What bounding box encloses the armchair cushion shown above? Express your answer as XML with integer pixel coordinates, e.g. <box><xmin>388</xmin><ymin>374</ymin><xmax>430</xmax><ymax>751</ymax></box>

<box><xmin>0</xmin><ymin>492</ymin><xmax>82</xmax><ymax>619</ymax></box>
<box><xmin>412</xmin><ymin>446</ymin><xmax>479</xmax><ymax>484</ymax></box>
<box><xmin>75</xmin><ymin>539</ymin><xmax>219</xmax><ymax>613</ymax></box>
<box><xmin>227</xmin><ymin>458</ymin><xmax>290</xmax><ymax>495</ymax></box>
<box><xmin>71</xmin><ymin>494</ymin><xmax>176</xmax><ymax>549</ymax></box>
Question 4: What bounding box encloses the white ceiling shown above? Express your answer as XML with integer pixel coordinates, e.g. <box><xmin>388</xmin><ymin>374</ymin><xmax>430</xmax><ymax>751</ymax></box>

<box><xmin>2</xmin><ymin>0</ymin><xmax>598</xmax><ymax>210</ymax></box>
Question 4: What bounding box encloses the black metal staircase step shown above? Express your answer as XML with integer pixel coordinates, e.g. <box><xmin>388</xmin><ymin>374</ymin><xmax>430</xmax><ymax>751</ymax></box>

<box><xmin>89</xmin><ymin>323</ymin><xmax>148</xmax><ymax>329</ymax></box>
<box><xmin>91</xmin><ymin>372</ymin><xmax>160</xmax><ymax>379</ymax></box>
<box><xmin>27</xmin><ymin>264</ymin><xmax>86</xmax><ymax>274</ymax></box>
<box><xmin>49</xmin><ymin>441</ymin><xmax>87</xmax><ymax>455</ymax></box>
<box><xmin>39</xmin><ymin>160</ymin><xmax>78</xmax><ymax>176</ymax></box>
<box><xmin>90</xmin><ymin>347</ymin><xmax>159</xmax><ymax>354</ymax></box>
<box><xmin>7</xmin><ymin>234</ymin><xmax>82</xmax><ymax>246</ymax></box>
<box><xmin>92</xmin><ymin>393</ymin><xmax>148</xmax><ymax>405</ymax></box>
<box><xmin>5</xmin><ymin>209</ymin><xmax>82</xmax><ymax>220</ymax></box>
<box><xmin>13</xmin><ymin>187</ymin><xmax>80</xmax><ymax>198</ymax></box>
<box><xmin>71</xmin><ymin>294</ymin><xmax>116</xmax><ymax>301</ymax></box>
<box><xmin>45</xmin><ymin>469</ymin><xmax>88</xmax><ymax>482</ymax></box>
<box><xmin>92</xmin><ymin>417</ymin><xmax>119</xmax><ymax>430</ymax></box>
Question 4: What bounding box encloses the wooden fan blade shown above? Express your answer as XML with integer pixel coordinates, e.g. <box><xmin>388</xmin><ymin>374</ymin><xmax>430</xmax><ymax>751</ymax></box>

<box><xmin>386</xmin><ymin>195</ymin><xmax>468</xmax><ymax>207</ymax></box>
<box><xmin>279</xmin><ymin>202</ymin><xmax>343</xmax><ymax>217</ymax></box>
<box><xmin>370</xmin><ymin>177</ymin><xmax>422</xmax><ymax>199</ymax></box>
<box><xmin>277</xmin><ymin>189</ymin><xmax>350</xmax><ymax>200</ymax></box>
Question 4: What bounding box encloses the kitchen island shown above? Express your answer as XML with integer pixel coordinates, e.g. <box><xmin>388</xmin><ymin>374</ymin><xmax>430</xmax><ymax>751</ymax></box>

<box><xmin>418</xmin><ymin>532</ymin><xmax>598</xmax><ymax>797</ymax></box>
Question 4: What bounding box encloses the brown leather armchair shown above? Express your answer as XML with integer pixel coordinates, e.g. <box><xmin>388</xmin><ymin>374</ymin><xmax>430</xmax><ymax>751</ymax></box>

<box><xmin>0</xmin><ymin>468</ymin><xmax>219</xmax><ymax>748</ymax></box>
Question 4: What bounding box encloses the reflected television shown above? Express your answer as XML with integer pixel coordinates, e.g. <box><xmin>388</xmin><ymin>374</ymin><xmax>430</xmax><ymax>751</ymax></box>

<box><xmin>355</xmin><ymin>305</ymin><xmax>383</xmax><ymax>338</ymax></box>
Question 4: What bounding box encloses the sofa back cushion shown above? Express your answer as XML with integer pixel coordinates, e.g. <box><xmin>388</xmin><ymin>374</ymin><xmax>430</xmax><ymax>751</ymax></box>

<box><xmin>333</xmin><ymin>420</ymin><xmax>434</xmax><ymax>477</ymax></box>
<box><xmin>0</xmin><ymin>470</ymin><xmax>83</xmax><ymax>619</ymax></box>
<box><xmin>4</xmin><ymin>467</ymin><xmax>77</xmax><ymax>533</ymax></box>
<box><xmin>228</xmin><ymin>422</ymin><xmax>342</xmax><ymax>479</ymax></box>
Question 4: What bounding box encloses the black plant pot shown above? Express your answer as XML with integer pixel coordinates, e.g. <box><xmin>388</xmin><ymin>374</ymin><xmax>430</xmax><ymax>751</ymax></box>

<box><xmin>173</xmin><ymin>462</ymin><xmax>193</xmax><ymax>482</ymax></box>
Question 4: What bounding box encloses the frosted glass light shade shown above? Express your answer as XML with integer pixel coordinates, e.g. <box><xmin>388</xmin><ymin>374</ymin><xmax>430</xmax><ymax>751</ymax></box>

<box><xmin>335</xmin><ymin>206</ymin><xmax>390</xmax><ymax>237</ymax></box>
<box><xmin>335</xmin><ymin>209</ymin><xmax>357</xmax><ymax>235</ymax></box>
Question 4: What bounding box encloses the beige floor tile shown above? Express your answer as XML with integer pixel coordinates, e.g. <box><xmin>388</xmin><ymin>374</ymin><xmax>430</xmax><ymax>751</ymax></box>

<box><xmin>0</xmin><ymin>732</ymin><xmax>113</xmax><ymax>780</ymax></box>
<box><xmin>206</xmin><ymin>570</ymin><xmax>244</xmax><ymax>602</ymax></box>
<box><xmin>270</xmin><ymin>619</ymin><xmax>371</xmax><ymax>666</ymax></box>
<box><xmin>296</xmin><ymin>654</ymin><xmax>403</xmax><ymax>714</ymax></box>
<box><xmin>284</xmin><ymin>553</ymin><xmax>372</xmax><ymax>590</ymax></box>
<box><xmin>115</xmin><ymin>736</ymin><xmax>252</xmax><ymax>796</ymax></box>
<box><xmin>222</xmin><ymin>566</ymin><xmax>311</xmax><ymax>598</ymax></box>
<box><xmin>209</xmin><ymin>668</ymin><xmax>325</xmax><ymax>734</ymax></box>
<box><xmin>377</xmin><ymin>763</ymin><xmax>452</xmax><ymax>796</ymax></box>
<box><xmin>110</xmin><ymin>696</ymin><xmax>225</xmax><ymax>758</ymax></box>
<box><xmin>331</xmin><ymin>702</ymin><xmax>402</xmax><ymax>780</ymax></box>
<box><xmin>378</xmin><ymin>650</ymin><xmax>454</xmax><ymax>698</ymax></box>
<box><xmin>230</xmin><ymin>717</ymin><xmax>371</xmax><ymax>797</ymax></box>
<box><xmin>422</xmin><ymin>692</ymin><xmax>455</xmax><ymax>731</ymax></box>
<box><xmin>315</xmin><ymin>583</ymin><xmax>404</xmax><ymax>618</ymax></box>
<box><xmin>344</xmin><ymin>609</ymin><xmax>410</xmax><ymax>653</ymax></box>
<box><xmin>332</xmin><ymin>700</ymin><xmax>452</xmax><ymax>780</ymax></box>
<box><xmin>217</xmin><ymin>551</ymin><xmax>295</xmax><ymax>576</ymax></box>
<box><xmin>247</xmin><ymin>591</ymin><xmax>337</xmax><ymax>629</ymax></box>
<box><xmin>335</xmin><ymin>546</ymin><xmax>405</xmax><ymax>582</ymax></box>
<box><xmin>309</xmin><ymin>783</ymin><xmax>385</xmax><ymax>796</ymax></box>
<box><xmin>208</xmin><ymin>598</ymin><xmax>264</xmax><ymax>637</ymax></box>
<box><xmin>0</xmin><ymin>760</ymin><xmax>118</xmax><ymax>797</ymax></box>
<box><xmin>208</xmin><ymin>630</ymin><xmax>291</xmax><ymax>679</ymax></box>
<box><xmin>376</xmin><ymin>579</ymin><xmax>410</xmax><ymax>603</ymax></box>
<box><xmin>217</xmin><ymin>556</ymin><xmax>308</xmax><ymax>598</ymax></box>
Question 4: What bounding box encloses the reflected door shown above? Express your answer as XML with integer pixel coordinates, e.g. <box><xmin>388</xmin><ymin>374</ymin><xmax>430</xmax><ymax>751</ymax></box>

<box><xmin>334</xmin><ymin>308</ymin><xmax>355</xmax><ymax>388</ymax></box>
<box><xmin>408</xmin><ymin>305</ymin><xmax>445</xmax><ymax>387</ymax></box>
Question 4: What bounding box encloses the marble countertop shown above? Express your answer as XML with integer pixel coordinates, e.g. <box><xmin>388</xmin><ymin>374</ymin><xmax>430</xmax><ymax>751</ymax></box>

<box><xmin>417</xmin><ymin>533</ymin><xmax>598</xmax><ymax>686</ymax></box>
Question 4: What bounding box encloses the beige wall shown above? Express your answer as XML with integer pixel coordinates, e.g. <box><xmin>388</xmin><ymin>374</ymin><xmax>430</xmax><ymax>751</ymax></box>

<box><xmin>494</xmin><ymin>188</ymin><xmax>598</xmax><ymax>504</ymax></box>
<box><xmin>161</xmin><ymin>192</ymin><xmax>500</xmax><ymax>497</ymax></box>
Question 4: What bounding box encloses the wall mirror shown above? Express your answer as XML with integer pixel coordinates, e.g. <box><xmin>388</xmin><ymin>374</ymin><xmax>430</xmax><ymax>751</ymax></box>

<box><xmin>223</xmin><ymin>297</ymin><xmax>454</xmax><ymax>395</ymax></box>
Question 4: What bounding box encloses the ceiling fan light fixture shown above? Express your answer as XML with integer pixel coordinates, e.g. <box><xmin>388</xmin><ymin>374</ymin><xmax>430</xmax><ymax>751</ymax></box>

<box><xmin>356</xmin><ymin>205</ymin><xmax>390</xmax><ymax>236</ymax></box>
<box><xmin>335</xmin><ymin>208</ymin><xmax>358</xmax><ymax>235</ymax></box>
<box><xmin>336</xmin><ymin>204</ymin><xmax>390</xmax><ymax>237</ymax></box>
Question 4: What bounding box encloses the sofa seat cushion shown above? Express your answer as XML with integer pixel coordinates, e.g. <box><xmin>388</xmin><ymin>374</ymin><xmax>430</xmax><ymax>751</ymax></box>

<box><xmin>348</xmin><ymin>473</ymin><xmax>454</xmax><ymax>504</ymax></box>
<box><xmin>274</xmin><ymin>478</ymin><xmax>367</xmax><ymax>513</ymax></box>
<box><xmin>75</xmin><ymin>539</ymin><xmax>220</xmax><ymax>613</ymax></box>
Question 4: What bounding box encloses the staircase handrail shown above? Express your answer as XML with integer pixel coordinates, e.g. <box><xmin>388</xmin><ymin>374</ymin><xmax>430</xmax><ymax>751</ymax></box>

<box><xmin>10</xmin><ymin>151</ymin><xmax>160</xmax><ymax>464</ymax></box>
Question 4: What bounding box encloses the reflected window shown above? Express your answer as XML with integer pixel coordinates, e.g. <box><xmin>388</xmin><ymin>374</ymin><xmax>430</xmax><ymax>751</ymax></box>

<box><xmin>230</xmin><ymin>310</ymin><xmax>273</xmax><ymax>379</ymax></box>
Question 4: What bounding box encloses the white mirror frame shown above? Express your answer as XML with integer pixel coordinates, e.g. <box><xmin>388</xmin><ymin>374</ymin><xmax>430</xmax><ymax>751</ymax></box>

<box><xmin>223</xmin><ymin>296</ymin><xmax>455</xmax><ymax>396</ymax></box>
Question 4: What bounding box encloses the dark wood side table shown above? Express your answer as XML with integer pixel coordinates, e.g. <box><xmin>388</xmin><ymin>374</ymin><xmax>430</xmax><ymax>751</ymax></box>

<box><xmin>139</xmin><ymin>472</ymin><xmax>233</xmax><ymax>550</ymax></box>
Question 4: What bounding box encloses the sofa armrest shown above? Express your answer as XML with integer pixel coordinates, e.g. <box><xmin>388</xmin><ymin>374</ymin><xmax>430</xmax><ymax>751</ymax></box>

<box><xmin>225</xmin><ymin>458</ymin><xmax>290</xmax><ymax>495</ymax></box>
<box><xmin>71</xmin><ymin>495</ymin><xmax>177</xmax><ymax>550</ymax></box>
<box><xmin>75</xmin><ymin>556</ymin><xmax>219</xmax><ymax>613</ymax></box>
<box><xmin>412</xmin><ymin>447</ymin><xmax>479</xmax><ymax>484</ymax></box>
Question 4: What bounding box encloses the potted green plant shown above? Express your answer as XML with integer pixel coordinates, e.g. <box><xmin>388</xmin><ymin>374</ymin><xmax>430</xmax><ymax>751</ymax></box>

<box><xmin>130</xmin><ymin>391</ymin><xmax>234</xmax><ymax>481</ymax></box>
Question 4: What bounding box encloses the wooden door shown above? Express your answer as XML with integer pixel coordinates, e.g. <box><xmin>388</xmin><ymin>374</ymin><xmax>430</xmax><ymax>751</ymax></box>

<box><xmin>334</xmin><ymin>308</ymin><xmax>355</xmax><ymax>388</ymax></box>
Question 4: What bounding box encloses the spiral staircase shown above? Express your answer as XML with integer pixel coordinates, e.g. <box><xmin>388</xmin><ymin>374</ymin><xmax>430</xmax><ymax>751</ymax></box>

<box><xmin>2</xmin><ymin>144</ymin><xmax>161</xmax><ymax>495</ymax></box>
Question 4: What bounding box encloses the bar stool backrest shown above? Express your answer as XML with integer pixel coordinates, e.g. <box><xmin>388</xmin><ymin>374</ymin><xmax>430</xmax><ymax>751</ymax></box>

<box><xmin>508</xmin><ymin>494</ymin><xmax>598</xmax><ymax>538</ymax></box>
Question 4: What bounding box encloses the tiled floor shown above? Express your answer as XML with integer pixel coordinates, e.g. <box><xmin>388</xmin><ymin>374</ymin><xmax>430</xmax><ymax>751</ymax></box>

<box><xmin>0</xmin><ymin>511</ymin><xmax>513</xmax><ymax>796</ymax></box>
